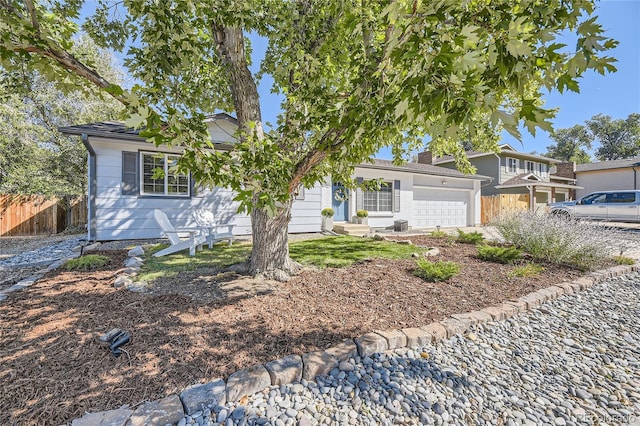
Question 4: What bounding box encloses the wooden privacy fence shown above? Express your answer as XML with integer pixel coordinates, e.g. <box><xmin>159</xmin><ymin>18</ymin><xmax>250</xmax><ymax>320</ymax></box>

<box><xmin>481</xmin><ymin>194</ymin><xmax>530</xmax><ymax>224</ymax></box>
<box><xmin>0</xmin><ymin>195</ymin><xmax>87</xmax><ymax>237</ymax></box>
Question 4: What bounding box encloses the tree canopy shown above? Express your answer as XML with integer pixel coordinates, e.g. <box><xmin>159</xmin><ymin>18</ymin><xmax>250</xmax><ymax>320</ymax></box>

<box><xmin>544</xmin><ymin>125</ymin><xmax>592</xmax><ymax>164</ymax></box>
<box><xmin>544</xmin><ymin>113</ymin><xmax>640</xmax><ymax>164</ymax></box>
<box><xmin>0</xmin><ymin>0</ymin><xmax>618</xmax><ymax>279</ymax></box>
<box><xmin>0</xmin><ymin>36</ymin><xmax>124</xmax><ymax>199</ymax></box>
<box><xmin>588</xmin><ymin>113</ymin><xmax>640</xmax><ymax>161</ymax></box>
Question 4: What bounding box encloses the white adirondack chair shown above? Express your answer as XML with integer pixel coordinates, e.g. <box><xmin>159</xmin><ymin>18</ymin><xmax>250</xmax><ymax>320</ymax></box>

<box><xmin>192</xmin><ymin>209</ymin><xmax>235</xmax><ymax>248</ymax></box>
<box><xmin>153</xmin><ymin>209</ymin><xmax>207</xmax><ymax>257</ymax></box>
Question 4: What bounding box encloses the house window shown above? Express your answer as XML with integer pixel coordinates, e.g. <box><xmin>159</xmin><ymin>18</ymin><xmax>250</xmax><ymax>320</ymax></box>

<box><xmin>363</xmin><ymin>181</ymin><xmax>393</xmax><ymax>212</ymax></box>
<box><xmin>507</xmin><ymin>157</ymin><xmax>519</xmax><ymax>173</ymax></box>
<box><xmin>140</xmin><ymin>152</ymin><xmax>190</xmax><ymax>196</ymax></box>
<box><xmin>525</xmin><ymin>161</ymin><xmax>535</xmax><ymax>173</ymax></box>
<box><xmin>538</xmin><ymin>163</ymin><xmax>547</xmax><ymax>176</ymax></box>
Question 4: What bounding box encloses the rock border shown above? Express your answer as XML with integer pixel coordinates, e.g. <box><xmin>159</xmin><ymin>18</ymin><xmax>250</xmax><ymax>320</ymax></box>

<box><xmin>71</xmin><ymin>262</ymin><xmax>638</xmax><ymax>425</ymax></box>
<box><xmin>112</xmin><ymin>246</ymin><xmax>149</xmax><ymax>292</ymax></box>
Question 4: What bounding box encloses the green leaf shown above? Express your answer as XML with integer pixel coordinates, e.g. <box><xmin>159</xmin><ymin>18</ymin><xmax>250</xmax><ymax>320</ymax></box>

<box><xmin>557</xmin><ymin>74</ymin><xmax>580</xmax><ymax>93</ymax></box>
<box><xmin>125</xmin><ymin>113</ymin><xmax>146</xmax><ymax>129</ymax></box>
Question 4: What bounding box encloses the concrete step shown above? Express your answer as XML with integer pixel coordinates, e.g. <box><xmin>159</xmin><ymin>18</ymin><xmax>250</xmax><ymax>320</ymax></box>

<box><xmin>333</xmin><ymin>223</ymin><xmax>371</xmax><ymax>236</ymax></box>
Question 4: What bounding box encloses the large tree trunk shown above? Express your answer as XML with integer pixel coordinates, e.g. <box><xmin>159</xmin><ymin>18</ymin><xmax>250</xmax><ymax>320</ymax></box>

<box><xmin>249</xmin><ymin>197</ymin><xmax>302</xmax><ymax>281</ymax></box>
<box><xmin>213</xmin><ymin>24</ymin><xmax>301</xmax><ymax>281</ymax></box>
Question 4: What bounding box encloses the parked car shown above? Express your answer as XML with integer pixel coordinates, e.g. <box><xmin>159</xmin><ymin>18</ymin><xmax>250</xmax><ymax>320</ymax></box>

<box><xmin>548</xmin><ymin>190</ymin><xmax>640</xmax><ymax>222</ymax></box>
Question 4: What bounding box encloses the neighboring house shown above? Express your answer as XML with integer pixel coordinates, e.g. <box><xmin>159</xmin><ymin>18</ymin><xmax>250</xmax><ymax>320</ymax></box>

<box><xmin>421</xmin><ymin>143</ymin><xmax>581</xmax><ymax>210</ymax></box>
<box><xmin>59</xmin><ymin>115</ymin><xmax>489</xmax><ymax>241</ymax></box>
<box><xmin>551</xmin><ymin>158</ymin><xmax>640</xmax><ymax>199</ymax></box>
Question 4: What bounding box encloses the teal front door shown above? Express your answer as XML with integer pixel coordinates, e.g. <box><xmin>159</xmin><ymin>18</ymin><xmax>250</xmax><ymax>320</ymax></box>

<box><xmin>332</xmin><ymin>183</ymin><xmax>349</xmax><ymax>221</ymax></box>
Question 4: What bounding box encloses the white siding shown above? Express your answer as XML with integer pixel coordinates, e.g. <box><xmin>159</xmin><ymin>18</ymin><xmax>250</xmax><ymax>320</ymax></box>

<box><xmin>343</xmin><ymin>167</ymin><xmax>481</xmax><ymax>230</ymax></box>
<box><xmin>576</xmin><ymin>169</ymin><xmax>638</xmax><ymax>198</ymax></box>
<box><xmin>89</xmin><ymin>137</ymin><xmax>321</xmax><ymax>241</ymax></box>
<box><xmin>205</xmin><ymin>119</ymin><xmax>238</xmax><ymax>143</ymax></box>
<box><xmin>351</xmin><ymin>168</ymin><xmax>413</xmax><ymax>229</ymax></box>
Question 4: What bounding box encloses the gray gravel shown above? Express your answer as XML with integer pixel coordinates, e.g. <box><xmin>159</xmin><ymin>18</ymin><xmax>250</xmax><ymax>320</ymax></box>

<box><xmin>0</xmin><ymin>236</ymin><xmax>84</xmax><ymax>269</ymax></box>
<box><xmin>180</xmin><ymin>272</ymin><xmax>640</xmax><ymax>425</ymax></box>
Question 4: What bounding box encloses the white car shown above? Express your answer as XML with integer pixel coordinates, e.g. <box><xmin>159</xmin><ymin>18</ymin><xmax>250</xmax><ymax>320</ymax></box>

<box><xmin>548</xmin><ymin>190</ymin><xmax>640</xmax><ymax>222</ymax></box>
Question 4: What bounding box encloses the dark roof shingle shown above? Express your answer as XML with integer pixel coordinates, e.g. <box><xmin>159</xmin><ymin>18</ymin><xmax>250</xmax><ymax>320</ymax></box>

<box><xmin>576</xmin><ymin>158</ymin><xmax>640</xmax><ymax>172</ymax></box>
<box><xmin>361</xmin><ymin>159</ymin><xmax>491</xmax><ymax>180</ymax></box>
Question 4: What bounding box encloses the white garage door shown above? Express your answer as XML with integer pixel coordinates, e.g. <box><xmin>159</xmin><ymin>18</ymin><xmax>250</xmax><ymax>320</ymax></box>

<box><xmin>413</xmin><ymin>190</ymin><xmax>468</xmax><ymax>228</ymax></box>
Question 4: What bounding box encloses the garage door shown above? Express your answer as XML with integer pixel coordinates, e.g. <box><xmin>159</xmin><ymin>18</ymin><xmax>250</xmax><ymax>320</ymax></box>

<box><xmin>413</xmin><ymin>190</ymin><xmax>468</xmax><ymax>228</ymax></box>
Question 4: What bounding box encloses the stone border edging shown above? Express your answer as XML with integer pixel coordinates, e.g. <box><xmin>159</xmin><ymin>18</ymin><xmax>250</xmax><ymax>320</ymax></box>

<box><xmin>112</xmin><ymin>245</ymin><xmax>148</xmax><ymax>292</ymax></box>
<box><xmin>72</xmin><ymin>261</ymin><xmax>639</xmax><ymax>426</ymax></box>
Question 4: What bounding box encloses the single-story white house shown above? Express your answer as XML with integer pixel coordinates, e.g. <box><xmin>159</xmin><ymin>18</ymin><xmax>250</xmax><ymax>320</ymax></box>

<box><xmin>59</xmin><ymin>114</ymin><xmax>491</xmax><ymax>241</ymax></box>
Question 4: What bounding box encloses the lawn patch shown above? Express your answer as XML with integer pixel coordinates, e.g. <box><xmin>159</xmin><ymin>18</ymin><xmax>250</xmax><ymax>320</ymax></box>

<box><xmin>137</xmin><ymin>242</ymin><xmax>252</xmax><ymax>282</ymax></box>
<box><xmin>289</xmin><ymin>236</ymin><xmax>422</xmax><ymax>268</ymax></box>
<box><xmin>63</xmin><ymin>254</ymin><xmax>110</xmax><ymax>271</ymax></box>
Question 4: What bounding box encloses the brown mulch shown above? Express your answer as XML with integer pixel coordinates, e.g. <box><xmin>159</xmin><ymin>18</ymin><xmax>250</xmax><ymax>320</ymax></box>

<box><xmin>0</xmin><ymin>237</ymin><xmax>586</xmax><ymax>425</ymax></box>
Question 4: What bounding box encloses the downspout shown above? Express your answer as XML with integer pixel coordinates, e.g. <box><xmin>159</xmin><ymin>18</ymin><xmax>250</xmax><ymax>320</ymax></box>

<box><xmin>633</xmin><ymin>166</ymin><xmax>638</xmax><ymax>190</ymax></box>
<box><xmin>495</xmin><ymin>153</ymin><xmax>501</xmax><ymax>190</ymax></box>
<box><xmin>81</xmin><ymin>134</ymin><xmax>97</xmax><ymax>241</ymax></box>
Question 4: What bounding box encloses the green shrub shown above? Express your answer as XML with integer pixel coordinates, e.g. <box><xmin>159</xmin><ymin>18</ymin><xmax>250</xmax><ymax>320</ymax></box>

<box><xmin>477</xmin><ymin>244</ymin><xmax>522</xmax><ymax>264</ymax></box>
<box><xmin>356</xmin><ymin>209</ymin><xmax>369</xmax><ymax>218</ymax></box>
<box><xmin>612</xmin><ymin>255</ymin><xmax>635</xmax><ymax>265</ymax></box>
<box><xmin>492</xmin><ymin>211</ymin><xmax>624</xmax><ymax>270</ymax></box>
<box><xmin>321</xmin><ymin>208</ymin><xmax>335</xmax><ymax>217</ymax></box>
<box><xmin>509</xmin><ymin>263</ymin><xmax>544</xmax><ymax>278</ymax></box>
<box><xmin>430</xmin><ymin>230</ymin><xmax>448</xmax><ymax>238</ymax></box>
<box><xmin>456</xmin><ymin>229</ymin><xmax>485</xmax><ymax>244</ymax></box>
<box><xmin>63</xmin><ymin>254</ymin><xmax>110</xmax><ymax>271</ymax></box>
<box><xmin>414</xmin><ymin>259</ymin><xmax>461</xmax><ymax>282</ymax></box>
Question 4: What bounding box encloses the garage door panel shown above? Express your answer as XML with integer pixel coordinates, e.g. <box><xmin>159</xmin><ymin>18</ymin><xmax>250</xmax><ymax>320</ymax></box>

<box><xmin>413</xmin><ymin>190</ymin><xmax>468</xmax><ymax>228</ymax></box>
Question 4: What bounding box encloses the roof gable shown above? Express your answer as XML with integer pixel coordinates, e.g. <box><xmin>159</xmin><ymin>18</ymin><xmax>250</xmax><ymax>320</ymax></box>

<box><xmin>499</xmin><ymin>143</ymin><xmax>518</xmax><ymax>151</ymax></box>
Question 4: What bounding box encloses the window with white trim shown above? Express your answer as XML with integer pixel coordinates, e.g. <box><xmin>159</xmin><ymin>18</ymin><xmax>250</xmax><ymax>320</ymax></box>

<box><xmin>363</xmin><ymin>181</ymin><xmax>393</xmax><ymax>212</ymax></box>
<box><xmin>537</xmin><ymin>163</ymin><xmax>548</xmax><ymax>176</ymax></box>
<box><xmin>507</xmin><ymin>157</ymin><xmax>519</xmax><ymax>173</ymax></box>
<box><xmin>525</xmin><ymin>160</ymin><xmax>535</xmax><ymax>173</ymax></box>
<box><xmin>140</xmin><ymin>152</ymin><xmax>190</xmax><ymax>196</ymax></box>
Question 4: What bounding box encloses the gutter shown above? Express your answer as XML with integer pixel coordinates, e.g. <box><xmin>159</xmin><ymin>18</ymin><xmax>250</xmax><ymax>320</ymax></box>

<box><xmin>81</xmin><ymin>134</ymin><xmax>97</xmax><ymax>241</ymax></box>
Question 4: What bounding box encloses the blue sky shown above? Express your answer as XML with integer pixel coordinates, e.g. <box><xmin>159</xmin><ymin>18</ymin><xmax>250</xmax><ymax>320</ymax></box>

<box><xmin>249</xmin><ymin>0</ymin><xmax>640</xmax><ymax>160</ymax></box>
<box><xmin>514</xmin><ymin>0</ymin><xmax>640</xmax><ymax>157</ymax></box>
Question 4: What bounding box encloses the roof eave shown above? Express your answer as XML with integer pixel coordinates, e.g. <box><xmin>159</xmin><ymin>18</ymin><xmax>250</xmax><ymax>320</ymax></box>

<box><xmin>495</xmin><ymin>182</ymin><xmax>583</xmax><ymax>190</ymax></box>
<box><xmin>357</xmin><ymin>163</ymin><xmax>491</xmax><ymax>181</ymax></box>
<box><xmin>433</xmin><ymin>152</ymin><xmax>494</xmax><ymax>165</ymax></box>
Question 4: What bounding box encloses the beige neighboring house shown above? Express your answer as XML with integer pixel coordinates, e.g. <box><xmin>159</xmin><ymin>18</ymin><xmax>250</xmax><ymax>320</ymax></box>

<box><xmin>551</xmin><ymin>157</ymin><xmax>640</xmax><ymax>199</ymax></box>
<box><xmin>419</xmin><ymin>143</ymin><xmax>581</xmax><ymax>211</ymax></box>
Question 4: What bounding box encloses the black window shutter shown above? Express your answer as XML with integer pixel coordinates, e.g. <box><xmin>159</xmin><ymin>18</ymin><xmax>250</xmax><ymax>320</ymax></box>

<box><xmin>394</xmin><ymin>180</ymin><xmax>400</xmax><ymax>212</ymax></box>
<box><xmin>355</xmin><ymin>177</ymin><xmax>363</xmax><ymax>211</ymax></box>
<box><xmin>122</xmin><ymin>151</ymin><xmax>139</xmax><ymax>195</ymax></box>
<box><xmin>190</xmin><ymin>173</ymin><xmax>197</xmax><ymax>197</ymax></box>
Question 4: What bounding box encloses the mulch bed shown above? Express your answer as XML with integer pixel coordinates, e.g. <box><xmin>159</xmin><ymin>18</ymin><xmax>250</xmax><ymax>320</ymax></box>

<box><xmin>0</xmin><ymin>237</ymin><xmax>585</xmax><ymax>425</ymax></box>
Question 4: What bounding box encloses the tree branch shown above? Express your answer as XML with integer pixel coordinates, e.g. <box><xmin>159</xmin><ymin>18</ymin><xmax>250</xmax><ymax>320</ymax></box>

<box><xmin>0</xmin><ymin>1</ymin><xmax>25</xmax><ymax>19</ymax></box>
<box><xmin>15</xmin><ymin>44</ymin><xmax>130</xmax><ymax>106</ymax></box>
<box><xmin>211</xmin><ymin>23</ymin><xmax>263</xmax><ymax>141</ymax></box>
<box><xmin>23</xmin><ymin>0</ymin><xmax>40</xmax><ymax>35</ymax></box>
<box><xmin>287</xmin><ymin>126</ymin><xmax>348</xmax><ymax>193</ymax></box>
